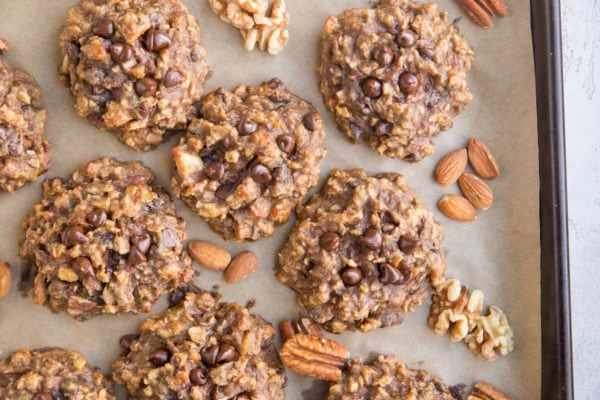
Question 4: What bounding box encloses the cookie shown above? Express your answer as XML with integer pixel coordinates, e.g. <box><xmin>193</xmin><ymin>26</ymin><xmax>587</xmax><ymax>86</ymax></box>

<box><xmin>172</xmin><ymin>78</ymin><xmax>326</xmax><ymax>241</ymax></box>
<box><xmin>59</xmin><ymin>0</ymin><xmax>209</xmax><ymax>150</ymax></box>
<box><xmin>19</xmin><ymin>157</ymin><xmax>194</xmax><ymax>320</ymax></box>
<box><xmin>0</xmin><ymin>348</ymin><xmax>115</xmax><ymax>400</ymax></box>
<box><xmin>327</xmin><ymin>355</ymin><xmax>460</xmax><ymax>400</ymax></box>
<box><xmin>277</xmin><ymin>169</ymin><xmax>445</xmax><ymax>333</ymax></box>
<box><xmin>0</xmin><ymin>39</ymin><xmax>50</xmax><ymax>192</ymax></box>
<box><xmin>112</xmin><ymin>289</ymin><xmax>287</xmax><ymax>400</ymax></box>
<box><xmin>319</xmin><ymin>0</ymin><xmax>473</xmax><ymax>161</ymax></box>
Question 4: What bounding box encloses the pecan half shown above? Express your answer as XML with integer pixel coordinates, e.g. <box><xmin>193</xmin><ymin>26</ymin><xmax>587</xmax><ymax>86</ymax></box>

<box><xmin>279</xmin><ymin>318</ymin><xmax>323</xmax><ymax>342</ymax></box>
<box><xmin>454</xmin><ymin>0</ymin><xmax>494</xmax><ymax>28</ymax></box>
<box><xmin>468</xmin><ymin>381</ymin><xmax>511</xmax><ymax>400</ymax></box>
<box><xmin>280</xmin><ymin>334</ymin><xmax>349</xmax><ymax>381</ymax></box>
<box><xmin>486</xmin><ymin>0</ymin><xmax>508</xmax><ymax>17</ymax></box>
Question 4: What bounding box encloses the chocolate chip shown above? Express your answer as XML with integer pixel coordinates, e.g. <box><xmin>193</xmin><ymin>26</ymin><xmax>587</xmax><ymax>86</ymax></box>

<box><xmin>379</xmin><ymin>263</ymin><xmax>402</xmax><ymax>284</ymax></box>
<box><xmin>399</xmin><ymin>72</ymin><xmax>419</xmax><ymax>95</ymax></box>
<box><xmin>131</xmin><ymin>232</ymin><xmax>152</xmax><ymax>254</ymax></box>
<box><xmin>397</xmin><ymin>30</ymin><xmax>417</xmax><ymax>47</ymax></box>
<box><xmin>189</xmin><ymin>367</ymin><xmax>207</xmax><ymax>385</ymax></box>
<box><xmin>216</xmin><ymin>344</ymin><xmax>239</xmax><ymax>364</ymax></box>
<box><xmin>149</xmin><ymin>349</ymin><xmax>171</xmax><ymax>367</ymax></box>
<box><xmin>215</xmin><ymin>182</ymin><xmax>235</xmax><ymax>200</ymax></box>
<box><xmin>235</xmin><ymin>394</ymin><xmax>251</xmax><ymax>400</ymax></box>
<box><xmin>360</xmin><ymin>228</ymin><xmax>382</xmax><ymax>250</ymax></box>
<box><xmin>205</xmin><ymin>161</ymin><xmax>224</xmax><ymax>180</ymax></box>
<box><xmin>92</xmin><ymin>19</ymin><xmax>114</xmax><ymax>38</ymax></box>
<box><xmin>319</xmin><ymin>231</ymin><xmax>340</xmax><ymax>251</ymax></box>
<box><xmin>119</xmin><ymin>334</ymin><xmax>140</xmax><ymax>350</ymax></box>
<box><xmin>87</xmin><ymin>209</ymin><xmax>107</xmax><ymax>228</ymax></box>
<box><xmin>164</xmin><ymin>69</ymin><xmax>183</xmax><ymax>88</ymax></box>
<box><xmin>201</xmin><ymin>345</ymin><xmax>220</xmax><ymax>366</ymax></box>
<box><xmin>145</xmin><ymin>29</ymin><xmax>171</xmax><ymax>52</ymax></box>
<box><xmin>61</xmin><ymin>226</ymin><xmax>88</xmax><ymax>246</ymax></box>
<box><xmin>418</xmin><ymin>46</ymin><xmax>435</xmax><ymax>59</ymax></box>
<box><xmin>34</xmin><ymin>392</ymin><xmax>53</xmax><ymax>400</ymax></box>
<box><xmin>251</xmin><ymin>164</ymin><xmax>272</xmax><ymax>184</ymax></box>
<box><xmin>361</xmin><ymin>77</ymin><xmax>382</xmax><ymax>98</ymax></box>
<box><xmin>302</xmin><ymin>113</ymin><xmax>318</xmax><ymax>131</ymax></box>
<box><xmin>341</xmin><ymin>267</ymin><xmax>363</xmax><ymax>286</ymax></box>
<box><xmin>399</xmin><ymin>236</ymin><xmax>419</xmax><ymax>254</ymax></box>
<box><xmin>276</xmin><ymin>135</ymin><xmax>296</xmax><ymax>153</ymax></box>
<box><xmin>427</xmin><ymin>92</ymin><xmax>443</xmax><ymax>108</ymax></box>
<box><xmin>110</xmin><ymin>43</ymin><xmax>134</xmax><ymax>63</ymax></box>
<box><xmin>374</xmin><ymin>121</ymin><xmax>391</xmax><ymax>137</ymax></box>
<box><xmin>373</xmin><ymin>45</ymin><xmax>394</xmax><ymax>66</ymax></box>
<box><xmin>359</xmin><ymin>263</ymin><xmax>379</xmax><ymax>280</ymax></box>
<box><xmin>238</xmin><ymin>118</ymin><xmax>257</xmax><ymax>135</ymax></box>
<box><xmin>127</xmin><ymin>247</ymin><xmax>147</xmax><ymax>265</ymax></box>
<box><xmin>168</xmin><ymin>286</ymin><xmax>187</xmax><ymax>308</ymax></box>
<box><xmin>135</xmin><ymin>77</ymin><xmax>158</xmax><ymax>97</ymax></box>
<box><xmin>72</xmin><ymin>257</ymin><xmax>94</xmax><ymax>276</ymax></box>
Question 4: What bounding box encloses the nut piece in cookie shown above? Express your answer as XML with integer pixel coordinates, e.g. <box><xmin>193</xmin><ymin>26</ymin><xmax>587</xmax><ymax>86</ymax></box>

<box><xmin>277</xmin><ymin>169</ymin><xmax>446</xmax><ymax>333</ymax></box>
<box><xmin>327</xmin><ymin>355</ymin><xmax>460</xmax><ymax>399</ymax></box>
<box><xmin>112</xmin><ymin>290</ymin><xmax>287</xmax><ymax>400</ymax></box>
<box><xmin>172</xmin><ymin>78</ymin><xmax>326</xmax><ymax>241</ymax></box>
<box><xmin>0</xmin><ymin>38</ymin><xmax>51</xmax><ymax>192</ymax></box>
<box><xmin>0</xmin><ymin>348</ymin><xmax>115</xmax><ymax>399</ymax></box>
<box><xmin>19</xmin><ymin>157</ymin><xmax>194</xmax><ymax>320</ymax></box>
<box><xmin>319</xmin><ymin>0</ymin><xmax>473</xmax><ymax>161</ymax></box>
<box><xmin>59</xmin><ymin>0</ymin><xmax>209</xmax><ymax>150</ymax></box>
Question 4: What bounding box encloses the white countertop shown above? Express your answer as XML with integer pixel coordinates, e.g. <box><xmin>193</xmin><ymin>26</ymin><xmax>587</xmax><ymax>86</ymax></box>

<box><xmin>561</xmin><ymin>1</ymin><xmax>600</xmax><ymax>398</ymax></box>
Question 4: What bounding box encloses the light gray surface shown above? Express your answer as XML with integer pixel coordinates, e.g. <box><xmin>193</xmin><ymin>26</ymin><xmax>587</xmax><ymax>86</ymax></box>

<box><xmin>562</xmin><ymin>0</ymin><xmax>600</xmax><ymax>399</ymax></box>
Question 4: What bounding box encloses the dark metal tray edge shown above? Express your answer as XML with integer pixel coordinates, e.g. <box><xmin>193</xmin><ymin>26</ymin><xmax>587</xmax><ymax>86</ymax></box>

<box><xmin>530</xmin><ymin>0</ymin><xmax>573</xmax><ymax>398</ymax></box>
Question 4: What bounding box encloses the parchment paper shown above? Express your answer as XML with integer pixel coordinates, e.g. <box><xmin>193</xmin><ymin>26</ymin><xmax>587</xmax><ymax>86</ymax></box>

<box><xmin>0</xmin><ymin>1</ymin><xmax>540</xmax><ymax>398</ymax></box>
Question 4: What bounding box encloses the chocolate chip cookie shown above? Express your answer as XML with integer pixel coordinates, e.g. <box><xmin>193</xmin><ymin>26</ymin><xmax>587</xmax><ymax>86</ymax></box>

<box><xmin>0</xmin><ymin>39</ymin><xmax>50</xmax><ymax>192</ymax></box>
<box><xmin>0</xmin><ymin>348</ymin><xmax>115</xmax><ymax>400</ymax></box>
<box><xmin>59</xmin><ymin>0</ymin><xmax>209</xmax><ymax>150</ymax></box>
<box><xmin>112</xmin><ymin>289</ymin><xmax>287</xmax><ymax>400</ymax></box>
<box><xmin>320</xmin><ymin>0</ymin><xmax>473</xmax><ymax>161</ymax></box>
<box><xmin>172</xmin><ymin>78</ymin><xmax>326</xmax><ymax>241</ymax></box>
<box><xmin>277</xmin><ymin>169</ymin><xmax>446</xmax><ymax>333</ymax></box>
<box><xmin>327</xmin><ymin>355</ymin><xmax>460</xmax><ymax>400</ymax></box>
<box><xmin>19</xmin><ymin>157</ymin><xmax>194</xmax><ymax>320</ymax></box>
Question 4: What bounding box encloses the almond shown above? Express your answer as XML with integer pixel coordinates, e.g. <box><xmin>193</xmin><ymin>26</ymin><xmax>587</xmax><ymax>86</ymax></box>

<box><xmin>437</xmin><ymin>195</ymin><xmax>477</xmax><ymax>222</ymax></box>
<box><xmin>0</xmin><ymin>261</ymin><xmax>11</xmax><ymax>300</ymax></box>
<box><xmin>458</xmin><ymin>173</ymin><xmax>494</xmax><ymax>210</ymax></box>
<box><xmin>188</xmin><ymin>241</ymin><xmax>231</xmax><ymax>270</ymax></box>
<box><xmin>468</xmin><ymin>138</ymin><xmax>500</xmax><ymax>179</ymax></box>
<box><xmin>434</xmin><ymin>149</ymin><xmax>468</xmax><ymax>186</ymax></box>
<box><xmin>224</xmin><ymin>251</ymin><xmax>258</xmax><ymax>283</ymax></box>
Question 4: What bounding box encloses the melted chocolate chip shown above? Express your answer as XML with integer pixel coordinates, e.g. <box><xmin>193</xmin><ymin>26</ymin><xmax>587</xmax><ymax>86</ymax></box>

<box><xmin>149</xmin><ymin>349</ymin><xmax>171</xmax><ymax>367</ymax></box>
<box><xmin>135</xmin><ymin>77</ymin><xmax>158</xmax><ymax>97</ymax></box>
<box><xmin>251</xmin><ymin>164</ymin><xmax>272</xmax><ymax>184</ymax></box>
<box><xmin>215</xmin><ymin>182</ymin><xmax>235</xmax><ymax>200</ymax></box>
<box><xmin>201</xmin><ymin>345</ymin><xmax>220</xmax><ymax>366</ymax></box>
<box><xmin>276</xmin><ymin>135</ymin><xmax>296</xmax><ymax>153</ymax></box>
<box><xmin>119</xmin><ymin>334</ymin><xmax>140</xmax><ymax>350</ymax></box>
<box><xmin>164</xmin><ymin>69</ymin><xmax>183</xmax><ymax>87</ymax></box>
<box><xmin>341</xmin><ymin>267</ymin><xmax>363</xmax><ymax>286</ymax></box>
<box><xmin>127</xmin><ymin>247</ymin><xmax>147</xmax><ymax>265</ymax></box>
<box><xmin>205</xmin><ymin>161</ymin><xmax>225</xmax><ymax>180</ymax></box>
<box><xmin>216</xmin><ymin>344</ymin><xmax>239</xmax><ymax>364</ymax></box>
<box><xmin>372</xmin><ymin>45</ymin><xmax>394</xmax><ymax>66</ymax></box>
<box><xmin>190</xmin><ymin>367</ymin><xmax>207</xmax><ymax>385</ymax></box>
<box><xmin>361</xmin><ymin>77</ymin><xmax>383</xmax><ymax>98</ymax></box>
<box><xmin>131</xmin><ymin>232</ymin><xmax>152</xmax><ymax>254</ymax></box>
<box><xmin>168</xmin><ymin>286</ymin><xmax>187</xmax><ymax>308</ymax></box>
<box><xmin>61</xmin><ymin>226</ymin><xmax>88</xmax><ymax>246</ymax></box>
<box><xmin>145</xmin><ymin>30</ymin><xmax>171</xmax><ymax>52</ymax></box>
<box><xmin>238</xmin><ymin>118</ymin><xmax>257</xmax><ymax>135</ymax></box>
<box><xmin>399</xmin><ymin>236</ymin><xmax>419</xmax><ymax>254</ymax></box>
<box><xmin>418</xmin><ymin>46</ymin><xmax>435</xmax><ymax>59</ymax></box>
<box><xmin>72</xmin><ymin>257</ymin><xmax>94</xmax><ymax>276</ymax></box>
<box><xmin>87</xmin><ymin>209</ymin><xmax>107</xmax><ymax>228</ymax></box>
<box><xmin>110</xmin><ymin>43</ymin><xmax>134</xmax><ymax>63</ymax></box>
<box><xmin>359</xmin><ymin>263</ymin><xmax>380</xmax><ymax>280</ymax></box>
<box><xmin>319</xmin><ymin>231</ymin><xmax>340</xmax><ymax>251</ymax></box>
<box><xmin>374</xmin><ymin>121</ymin><xmax>391</xmax><ymax>137</ymax></box>
<box><xmin>397</xmin><ymin>30</ymin><xmax>417</xmax><ymax>47</ymax></box>
<box><xmin>360</xmin><ymin>228</ymin><xmax>382</xmax><ymax>250</ymax></box>
<box><xmin>379</xmin><ymin>263</ymin><xmax>402</xmax><ymax>284</ymax></box>
<box><xmin>302</xmin><ymin>112</ymin><xmax>318</xmax><ymax>131</ymax></box>
<box><xmin>92</xmin><ymin>19</ymin><xmax>114</xmax><ymax>38</ymax></box>
<box><xmin>399</xmin><ymin>72</ymin><xmax>420</xmax><ymax>95</ymax></box>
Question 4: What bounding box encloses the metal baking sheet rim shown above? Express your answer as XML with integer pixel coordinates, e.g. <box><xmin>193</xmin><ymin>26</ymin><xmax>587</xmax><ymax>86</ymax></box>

<box><xmin>530</xmin><ymin>0</ymin><xmax>574</xmax><ymax>398</ymax></box>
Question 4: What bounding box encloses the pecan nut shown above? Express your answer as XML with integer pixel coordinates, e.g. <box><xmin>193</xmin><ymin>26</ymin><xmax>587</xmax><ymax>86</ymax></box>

<box><xmin>279</xmin><ymin>318</ymin><xmax>323</xmax><ymax>342</ymax></box>
<box><xmin>468</xmin><ymin>381</ymin><xmax>511</xmax><ymax>400</ymax></box>
<box><xmin>454</xmin><ymin>0</ymin><xmax>494</xmax><ymax>28</ymax></box>
<box><xmin>0</xmin><ymin>261</ymin><xmax>11</xmax><ymax>300</ymax></box>
<box><xmin>280</xmin><ymin>334</ymin><xmax>349</xmax><ymax>381</ymax></box>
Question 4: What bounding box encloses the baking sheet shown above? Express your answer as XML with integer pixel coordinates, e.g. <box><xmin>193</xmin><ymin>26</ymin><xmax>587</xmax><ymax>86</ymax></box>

<box><xmin>0</xmin><ymin>1</ymin><xmax>540</xmax><ymax>398</ymax></box>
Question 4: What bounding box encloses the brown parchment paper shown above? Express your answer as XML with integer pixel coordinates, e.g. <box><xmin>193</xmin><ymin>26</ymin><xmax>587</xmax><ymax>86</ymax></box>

<box><xmin>0</xmin><ymin>0</ymin><xmax>540</xmax><ymax>398</ymax></box>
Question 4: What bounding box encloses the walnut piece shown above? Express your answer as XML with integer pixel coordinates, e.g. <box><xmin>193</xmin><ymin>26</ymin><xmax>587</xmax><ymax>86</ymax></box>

<box><xmin>208</xmin><ymin>0</ymin><xmax>289</xmax><ymax>54</ymax></box>
<box><xmin>465</xmin><ymin>305</ymin><xmax>514</xmax><ymax>361</ymax></box>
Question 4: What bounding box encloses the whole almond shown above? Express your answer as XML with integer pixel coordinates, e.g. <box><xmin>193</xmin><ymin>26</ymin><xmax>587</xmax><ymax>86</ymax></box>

<box><xmin>224</xmin><ymin>251</ymin><xmax>258</xmax><ymax>283</ymax></box>
<box><xmin>188</xmin><ymin>241</ymin><xmax>231</xmax><ymax>270</ymax></box>
<box><xmin>434</xmin><ymin>149</ymin><xmax>468</xmax><ymax>186</ymax></box>
<box><xmin>458</xmin><ymin>173</ymin><xmax>494</xmax><ymax>210</ymax></box>
<box><xmin>437</xmin><ymin>195</ymin><xmax>477</xmax><ymax>221</ymax></box>
<box><xmin>468</xmin><ymin>138</ymin><xmax>500</xmax><ymax>179</ymax></box>
<box><xmin>0</xmin><ymin>261</ymin><xmax>11</xmax><ymax>300</ymax></box>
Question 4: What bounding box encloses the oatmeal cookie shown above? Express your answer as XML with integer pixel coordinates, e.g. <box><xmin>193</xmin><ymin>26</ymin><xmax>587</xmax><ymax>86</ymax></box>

<box><xmin>0</xmin><ymin>348</ymin><xmax>115</xmax><ymax>400</ymax></box>
<box><xmin>112</xmin><ymin>289</ymin><xmax>287</xmax><ymax>400</ymax></box>
<box><xmin>327</xmin><ymin>355</ymin><xmax>460</xmax><ymax>400</ymax></box>
<box><xmin>59</xmin><ymin>0</ymin><xmax>209</xmax><ymax>150</ymax></box>
<box><xmin>172</xmin><ymin>78</ymin><xmax>326</xmax><ymax>241</ymax></box>
<box><xmin>320</xmin><ymin>0</ymin><xmax>473</xmax><ymax>161</ymax></box>
<box><xmin>0</xmin><ymin>39</ymin><xmax>50</xmax><ymax>192</ymax></box>
<box><xmin>19</xmin><ymin>157</ymin><xmax>194</xmax><ymax>320</ymax></box>
<box><xmin>277</xmin><ymin>169</ymin><xmax>445</xmax><ymax>333</ymax></box>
